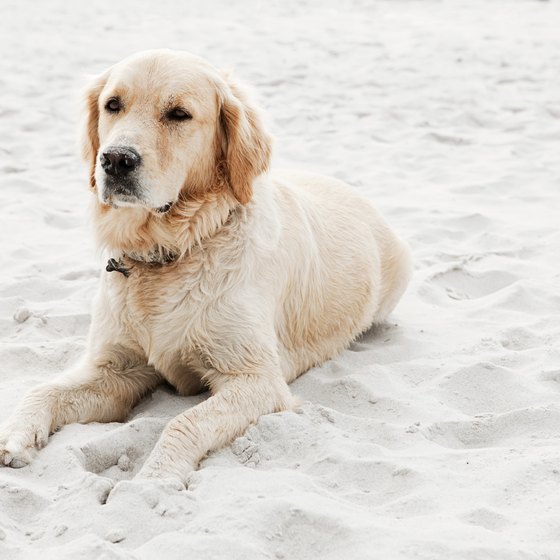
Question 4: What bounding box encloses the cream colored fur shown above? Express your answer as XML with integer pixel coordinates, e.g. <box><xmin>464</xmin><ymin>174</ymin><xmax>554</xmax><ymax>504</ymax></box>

<box><xmin>0</xmin><ymin>50</ymin><xmax>412</xmax><ymax>484</ymax></box>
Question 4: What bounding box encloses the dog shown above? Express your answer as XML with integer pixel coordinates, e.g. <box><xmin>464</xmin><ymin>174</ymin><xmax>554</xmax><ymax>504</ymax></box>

<box><xmin>0</xmin><ymin>50</ymin><xmax>412</xmax><ymax>485</ymax></box>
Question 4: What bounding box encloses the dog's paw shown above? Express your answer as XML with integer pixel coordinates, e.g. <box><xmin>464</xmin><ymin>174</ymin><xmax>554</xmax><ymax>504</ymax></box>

<box><xmin>134</xmin><ymin>467</ymin><xmax>187</xmax><ymax>490</ymax></box>
<box><xmin>0</xmin><ymin>418</ymin><xmax>50</xmax><ymax>468</ymax></box>
<box><xmin>135</xmin><ymin>443</ymin><xmax>196</xmax><ymax>486</ymax></box>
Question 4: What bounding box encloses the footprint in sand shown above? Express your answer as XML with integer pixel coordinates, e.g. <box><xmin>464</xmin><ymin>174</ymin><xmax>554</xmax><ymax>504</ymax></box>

<box><xmin>74</xmin><ymin>418</ymin><xmax>166</xmax><ymax>482</ymax></box>
<box><xmin>460</xmin><ymin>507</ymin><xmax>511</xmax><ymax>532</ymax></box>
<box><xmin>437</xmin><ymin>362</ymin><xmax>540</xmax><ymax>415</ymax></box>
<box><xmin>0</xmin><ymin>481</ymin><xmax>49</xmax><ymax>524</ymax></box>
<box><xmin>308</xmin><ymin>457</ymin><xmax>421</xmax><ymax>507</ymax></box>
<box><xmin>430</xmin><ymin>266</ymin><xmax>518</xmax><ymax>301</ymax></box>
<box><xmin>499</xmin><ymin>326</ymin><xmax>541</xmax><ymax>351</ymax></box>
<box><xmin>423</xmin><ymin>404</ymin><xmax>560</xmax><ymax>449</ymax></box>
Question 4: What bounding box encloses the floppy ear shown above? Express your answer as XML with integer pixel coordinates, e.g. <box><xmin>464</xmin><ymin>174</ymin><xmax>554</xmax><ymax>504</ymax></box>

<box><xmin>219</xmin><ymin>80</ymin><xmax>272</xmax><ymax>205</ymax></box>
<box><xmin>81</xmin><ymin>74</ymin><xmax>107</xmax><ymax>191</ymax></box>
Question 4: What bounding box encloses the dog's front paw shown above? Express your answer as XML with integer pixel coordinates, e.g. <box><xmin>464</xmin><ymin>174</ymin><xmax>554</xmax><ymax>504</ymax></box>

<box><xmin>135</xmin><ymin>450</ymin><xmax>194</xmax><ymax>488</ymax></box>
<box><xmin>134</xmin><ymin>463</ymin><xmax>188</xmax><ymax>489</ymax></box>
<box><xmin>0</xmin><ymin>417</ymin><xmax>50</xmax><ymax>468</ymax></box>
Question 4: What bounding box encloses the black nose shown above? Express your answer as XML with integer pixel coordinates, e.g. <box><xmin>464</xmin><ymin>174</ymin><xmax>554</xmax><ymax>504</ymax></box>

<box><xmin>100</xmin><ymin>147</ymin><xmax>141</xmax><ymax>177</ymax></box>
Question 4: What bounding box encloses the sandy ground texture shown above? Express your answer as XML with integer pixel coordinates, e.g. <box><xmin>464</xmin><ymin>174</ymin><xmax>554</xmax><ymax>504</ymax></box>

<box><xmin>1</xmin><ymin>0</ymin><xmax>560</xmax><ymax>558</ymax></box>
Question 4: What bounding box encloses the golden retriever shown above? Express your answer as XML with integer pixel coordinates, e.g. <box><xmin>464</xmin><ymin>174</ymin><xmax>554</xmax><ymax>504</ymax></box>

<box><xmin>0</xmin><ymin>50</ymin><xmax>412</xmax><ymax>484</ymax></box>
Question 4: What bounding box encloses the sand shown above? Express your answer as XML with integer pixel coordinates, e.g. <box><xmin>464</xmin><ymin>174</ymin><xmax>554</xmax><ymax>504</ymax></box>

<box><xmin>1</xmin><ymin>0</ymin><xmax>560</xmax><ymax>558</ymax></box>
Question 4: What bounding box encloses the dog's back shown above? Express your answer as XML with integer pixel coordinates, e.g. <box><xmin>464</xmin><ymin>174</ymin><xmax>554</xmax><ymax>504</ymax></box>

<box><xmin>263</xmin><ymin>171</ymin><xmax>412</xmax><ymax>381</ymax></box>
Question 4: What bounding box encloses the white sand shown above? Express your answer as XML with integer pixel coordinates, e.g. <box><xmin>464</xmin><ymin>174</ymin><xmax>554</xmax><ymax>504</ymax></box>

<box><xmin>1</xmin><ymin>0</ymin><xmax>560</xmax><ymax>558</ymax></box>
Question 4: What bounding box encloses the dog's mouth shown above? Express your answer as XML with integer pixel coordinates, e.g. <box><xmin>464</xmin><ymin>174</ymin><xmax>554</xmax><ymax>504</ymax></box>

<box><xmin>101</xmin><ymin>175</ymin><xmax>141</xmax><ymax>206</ymax></box>
<box><xmin>101</xmin><ymin>183</ymin><xmax>173</xmax><ymax>214</ymax></box>
<box><xmin>105</xmin><ymin>195</ymin><xmax>174</xmax><ymax>214</ymax></box>
<box><xmin>103</xmin><ymin>192</ymin><xmax>142</xmax><ymax>209</ymax></box>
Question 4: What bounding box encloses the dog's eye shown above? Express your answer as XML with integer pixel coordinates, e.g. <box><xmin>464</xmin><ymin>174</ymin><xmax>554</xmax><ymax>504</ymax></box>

<box><xmin>105</xmin><ymin>97</ymin><xmax>122</xmax><ymax>113</ymax></box>
<box><xmin>166</xmin><ymin>108</ymin><xmax>192</xmax><ymax>121</ymax></box>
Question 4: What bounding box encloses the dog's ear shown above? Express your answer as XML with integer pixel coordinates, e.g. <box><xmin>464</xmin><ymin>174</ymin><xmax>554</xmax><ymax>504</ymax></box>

<box><xmin>81</xmin><ymin>74</ymin><xmax>107</xmax><ymax>191</ymax></box>
<box><xmin>218</xmin><ymin>79</ymin><xmax>272</xmax><ymax>205</ymax></box>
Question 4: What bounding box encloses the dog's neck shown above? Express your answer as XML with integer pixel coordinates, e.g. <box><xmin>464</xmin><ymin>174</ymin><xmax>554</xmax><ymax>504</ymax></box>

<box><xmin>92</xmin><ymin>191</ymin><xmax>239</xmax><ymax>271</ymax></box>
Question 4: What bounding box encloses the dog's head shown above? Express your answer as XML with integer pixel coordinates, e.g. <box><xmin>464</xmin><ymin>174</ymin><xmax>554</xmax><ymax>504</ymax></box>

<box><xmin>82</xmin><ymin>49</ymin><xmax>272</xmax><ymax>212</ymax></box>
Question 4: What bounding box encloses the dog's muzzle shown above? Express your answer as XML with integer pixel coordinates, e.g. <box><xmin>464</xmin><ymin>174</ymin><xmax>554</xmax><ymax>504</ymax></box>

<box><xmin>100</xmin><ymin>146</ymin><xmax>142</xmax><ymax>202</ymax></box>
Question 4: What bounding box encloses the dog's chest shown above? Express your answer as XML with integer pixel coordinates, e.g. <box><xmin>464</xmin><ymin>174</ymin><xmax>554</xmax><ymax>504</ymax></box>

<box><xmin>107</xmin><ymin>257</ymin><xmax>223</xmax><ymax>371</ymax></box>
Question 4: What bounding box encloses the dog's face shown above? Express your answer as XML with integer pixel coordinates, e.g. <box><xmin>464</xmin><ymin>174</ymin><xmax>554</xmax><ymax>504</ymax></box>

<box><xmin>82</xmin><ymin>50</ymin><xmax>272</xmax><ymax>211</ymax></box>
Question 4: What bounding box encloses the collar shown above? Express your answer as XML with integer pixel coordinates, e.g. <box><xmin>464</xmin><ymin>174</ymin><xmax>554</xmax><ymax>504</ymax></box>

<box><xmin>106</xmin><ymin>248</ymin><xmax>178</xmax><ymax>277</ymax></box>
<box><xmin>104</xmin><ymin>206</ymin><xmax>236</xmax><ymax>278</ymax></box>
<box><xmin>124</xmin><ymin>248</ymin><xmax>178</xmax><ymax>264</ymax></box>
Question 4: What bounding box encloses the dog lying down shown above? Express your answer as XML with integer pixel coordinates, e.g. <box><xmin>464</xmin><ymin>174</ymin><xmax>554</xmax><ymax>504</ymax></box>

<box><xmin>0</xmin><ymin>50</ymin><xmax>412</xmax><ymax>485</ymax></box>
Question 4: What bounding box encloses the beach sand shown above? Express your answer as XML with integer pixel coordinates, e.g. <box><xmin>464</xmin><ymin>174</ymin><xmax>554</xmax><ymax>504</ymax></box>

<box><xmin>1</xmin><ymin>0</ymin><xmax>559</xmax><ymax>558</ymax></box>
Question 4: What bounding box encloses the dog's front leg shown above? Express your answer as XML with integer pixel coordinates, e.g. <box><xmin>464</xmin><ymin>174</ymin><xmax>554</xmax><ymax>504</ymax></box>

<box><xmin>0</xmin><ymin>350</ymin><xmax>159</xmax><ymax>468</ymax></box>
<box><xmin>137</xmin><ymin>371</ymin><xmax>294</xmax><ymax>484</ymax></box>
